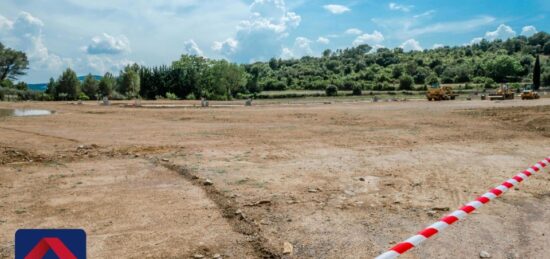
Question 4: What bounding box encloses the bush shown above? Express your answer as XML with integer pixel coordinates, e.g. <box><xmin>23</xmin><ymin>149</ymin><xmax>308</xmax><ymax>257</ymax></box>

<box><xmin>382</xmin><ymin>83</ymin><xmax>396</xmax><ymax>91</ymax></box>
<box><xmin>399</xmin><ymin>75</ymin><xmax>414</xmax><ymax>90</ymax></box>
<box><xmin>325</xmin><ymin>85</ymin><xmax>338</xmax><ymax>96</ymax></box>
<box><xmin>542</xmin><ymin>72</ymin><xmax>550</xmax><ymax>86</ymax></box>
<box><xmin>510</xmin><ymin>83</ymin><xmax>521</xmax><ymax>89</ymax></box>
<box><xmin>352</xmin><ymin>85</ymin><xmax>362</xmax><ymax>96</ymax></box>
<box><xmin>441</xmin><ymin>76</ymin><xmax>454</xmax><ymax>84</ymax></box>
<box><xmin>0</xmin><ymin>80</ymin><xmax>14</xmax><ymax>89</ymax></box>
<box><xmin>342</xmin><ymin>81</ymin><xmax>356</xmax><ymax>91</ymax></box>
<box><xmin>425</xmin><ymin>74</ymin><xmax>440</xmax><ymax>86</ymax></box>
<box><xmin>36</xmin><ymin>93</ymin><xmax>53</xmax><ymax>101</ymax></box>
<box><xmin>416</xmin><ymin>85</ymin><xmax>428</xmax><ymax>91</ymax></box>
<box><xmin>263</xmin><ymin>80</ymin><xmax>287</xmax><ymax>91</ymax></box>
<box><xmin>483</xmin><ymin>78</ymin><xmax>496</xmax><ymax>89</ymax></box>
<box><xmin>78</xmin><ymin>92</ymin><xmax>90</xmax><ymax>101</ymax></box>
<box><xmin>110</xmin><ymin>91</ymin><xmax>126</xmax><ymax>100</ymax></box>
<box><xmin>166</xmin><ymin>92</ymin><xmax>178</xmax><ymax>100</ymax></box>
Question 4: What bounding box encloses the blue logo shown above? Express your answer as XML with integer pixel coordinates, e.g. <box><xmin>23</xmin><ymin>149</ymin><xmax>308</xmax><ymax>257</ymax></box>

<box><xmin>15</xmin><ymin>229</ymin><xmax>86</xmax><ymax>259</ymax></box>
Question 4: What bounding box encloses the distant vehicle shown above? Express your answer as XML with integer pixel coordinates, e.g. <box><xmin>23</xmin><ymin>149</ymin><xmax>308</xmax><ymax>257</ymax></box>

<box><xmin>488</xmin><ymin>85</ymin><xmax>515</xmax><ymax>100</ymax></box>
<box><xmin>520</xmin><ymin>85</ymin><xmax>540</xmax><ymax>100</ymax></box>
<box><xmin>426</xmin><ymin>84</ymin><xmax>458</xmax><ymax>101</ymax></box>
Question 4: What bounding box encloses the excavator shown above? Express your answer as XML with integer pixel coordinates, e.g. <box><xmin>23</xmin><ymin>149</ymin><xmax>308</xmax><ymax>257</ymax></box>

<box><xmin>488</xmin><ymin>85</ymin><xmax>515</xmax><ymax>100</ymax></box>
<box><xmin>426</xmin><ymin>84</ymin><xmax>458</xmax><ymax>101</ymax></box>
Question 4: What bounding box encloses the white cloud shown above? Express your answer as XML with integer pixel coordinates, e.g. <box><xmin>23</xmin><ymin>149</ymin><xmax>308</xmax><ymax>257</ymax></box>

<box><xmin>371</xmin><ymin>44</ymin><xmax>385</xmax><ymax>53</ymax></box>
<box><xmin>0</xmin><ymin>15</ymin><xmax>14</xmax><ymax>30</ymax></box>
<box><xmin>2</xmin><ymin>12</ymin><xmax>71</xmax><ymax>79</ymax></box>
<box><xmin>469</xmin><ymin>37</ymin><xmax>483</xmax><ymax>45</ymax></box>
<box><xmin>86</xmin><ymin>33</ymin><xmax>131</xmax><ymax>55</ymax></box>
<box><xmin>432</xmin><ymin>43</ymin><xmax>444</xmax><ymax>49</ymax></box>
<box><xmin>400</xmin><ymin>39</ymin><xmax>423</xmax><ymax>51</ymax></box>
<box><xmin>353</xmin><ymin>30</ymin><xmax>384</xmax><ymax>46</ymax></box>
<box><xmin>13</xmin><ymin>11</ymin><xmax>44</xmax><ymax>36</ymax></box>
<box><xmin>345</xmin><ymin>28</ymin><xmax>362</xmax><ymax>35</ymax></box>
<box><xmin>281</xmin><ymin>36</ymin><xmax>313</xmax><ymax>58</ymax></box>
<box><xmin>212</xmin><ymin>38</ymin><xmax>239</xmax><ymax>56</ymax></box>
<box><xmin>1</xmin><ymin>1</ymin><xmax>251</xmax><ymax>81</ymax></box>
<box><xmin>216</xmin><ymin>0</ymin><xmax>302</xmax><ymax>62</ymax></box>
<box><xmin>183</xmin><ymin>40</ymin><xmax>204</xmax><ymax>56</ymax></box>
<box><xmin>317</xmin><ymin>37</ymin><xmax>330</xmax><ymax>44</ymax></box>
<box><xmin>485</xmin><ymin>24</ymin><xmax>516</xmax><ymax>41</ymax></box>
<box><xmin>414</xmin><ymin>10</ymin><xmax>435</xmax><ymax>18</ymax></box>
<box><xmin>389</xmin><ymin>16</ymin><xmax>495</xmax><ymax>39</ymax></box>
<box><xmin>281</xmin><ymin>47</ymin><xmax>294</xmax><ymax>59</ymax></box>
<box><xmin>85</xmin><ymin>56</ymin><xmax>136</xmax><ymax>75</ymax></box>
<box><xmin>389</xmin><ymin>3</ymin><xmax>413</xmax><ymax>12</ymax></box>
<box><xmin>521</xmin><ymin>25</ymin><xmax>537</xmax><ymax>37</ymax></box>
<box><xmin>323</xmin><ymin>4</ymin><xmax>350</xmax><ymax>14</ymax></box>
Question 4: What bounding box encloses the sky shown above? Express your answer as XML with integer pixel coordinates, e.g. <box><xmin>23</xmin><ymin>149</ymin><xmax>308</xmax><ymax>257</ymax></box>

<box><xmin>0</xmin><ymin>0</ymin><xmax>549</xmax><ymax>83</ymax></box>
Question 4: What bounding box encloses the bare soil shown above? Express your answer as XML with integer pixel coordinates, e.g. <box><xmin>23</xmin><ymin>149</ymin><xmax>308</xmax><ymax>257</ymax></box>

<box><xmin>1</xmin><ymin>98</ymin><xmax>550</xmax><ymax>259</ymax></box>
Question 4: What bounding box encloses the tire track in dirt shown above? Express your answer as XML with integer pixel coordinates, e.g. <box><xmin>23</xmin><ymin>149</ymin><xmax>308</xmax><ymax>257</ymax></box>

<box><xmin>2</xmin><ymin>144</ymin><xmax>281</xmax><ymax>258</ymax></box>
<box><xmin>0</xmin><ymin>126</ymin><xmax>79</xmax><ymax>143</ymax></box>
<box><xmin>153</xmin><ymin>160</ymin><xmax>281</xmax><ymax>259</ymax></box>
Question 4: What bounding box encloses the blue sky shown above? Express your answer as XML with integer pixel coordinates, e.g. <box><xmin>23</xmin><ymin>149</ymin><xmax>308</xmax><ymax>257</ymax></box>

<box><xmin>0</xmin><ymin>0</ymin><xmax>548</xmax><ymax>83</ymax></box>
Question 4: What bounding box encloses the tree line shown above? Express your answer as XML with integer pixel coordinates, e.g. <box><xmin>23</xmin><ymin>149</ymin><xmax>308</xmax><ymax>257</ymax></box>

<box><xmin>1</xmin><ymin>32</ymin><xmax>550</xmax><ymax>101</ymax></box>
<box><xmin>43</xmin><ymin>56</ymin><xmax>248</xmax><ymax>101</ymax></box>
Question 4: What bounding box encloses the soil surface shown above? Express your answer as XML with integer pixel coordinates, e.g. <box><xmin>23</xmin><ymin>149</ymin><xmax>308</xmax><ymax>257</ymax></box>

<box><xmin>1</xmin><ymin>98</ymin><xmax>550</xmax><ymax>259</ymax></box>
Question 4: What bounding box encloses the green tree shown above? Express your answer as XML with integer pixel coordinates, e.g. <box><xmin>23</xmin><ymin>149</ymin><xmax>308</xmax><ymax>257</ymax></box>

<box><xmin>542</xmin><ymin>71</ymin><xmax>550</xmax><ymax>86</ymax></box>
<box><xmin>82</xmin><ymin>74</ymin><xmax>99</xmax><ymax>99</ymax></box>
<box><xmin>172</xmin><ymin>55</ymin><xmax>208</xmax><ymax>98</ymax></box>
<box><xmin>121</xmin><ymin>66</ymin><xmax>141</xmax><ymax>99</ymax></box>
<box><xmin>325</xmin><ymin>85</ymin><xmax>338</xmax><ymax>96</ymax></box>
<box><xmin>533</xmin><ymin>55</ymin><xmax>541</xmax><ymax>90</ymax></box>
<box><xmin>45</xmin><ymin>77</ymin><xmax>56</xmax><ymax>96</ymax></box>
<box><xmin>484</xmin><ymin>55</ymin><xmax>523</xmax><ymax>82</ymax></box>
<box><xmin>56</xmin><ymin>68</ymin><xmax>80</xmax><ymax>100</ymax></box>
<box><xmin>201</xmin><ymin>60</ymin><xmax>246</xmax><ymax>99</ymax></box>
<box><xmin>398</xmin><ymin>75</ymin><xmax>414</xmax><ymax>90</ymax></box>
<box><xmin>543</xmin><ymin>42</ymin><xmax>550</xmax><ymax>55</ymax></box>
<box><xmin>15</xmin><ymin>81</ymin><xmax>28</xmax><ymax>90</ymax></box>
<box><xmin>426</xmin><ymin>74</ymin><xmax>440</xmax><ymax>86</ymax></box>
<box><xmin>0</xmin><ymin>43</ymin><xmax>29</xmax><ymax>81</ymax></box>
<box><xmin>98</xmin><ymin>72</ymin><xmax>115</xmax><ymax>97</ymax></box>
<box><xmin>0</xmin><ymin>79</ymin><xmax>14</xmax><ymax>89</ymax></box>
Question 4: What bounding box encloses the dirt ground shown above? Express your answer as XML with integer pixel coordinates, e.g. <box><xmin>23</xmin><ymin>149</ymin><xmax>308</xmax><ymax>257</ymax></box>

<box><xmin>1</xmin><ymin>98</ymin><xmax>550</xmax><ymax>259</ymax></box>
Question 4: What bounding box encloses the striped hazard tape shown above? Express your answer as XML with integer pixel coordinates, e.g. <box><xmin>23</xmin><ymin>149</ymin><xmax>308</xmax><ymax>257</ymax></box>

<box><xmin>376</xmin><ymin>157</ymin><xmax>550</xmax><ymax>259</ymax></box>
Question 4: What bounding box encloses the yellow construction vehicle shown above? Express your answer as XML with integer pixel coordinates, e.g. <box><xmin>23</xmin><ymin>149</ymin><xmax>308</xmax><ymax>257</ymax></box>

<box><xmin>520</xmin><ymin>85</ymin><xmax>540</xmax><ymax>100</ymax></box>
<box><xmin>426</xmin><ymin>84</ymin><xmax>458</xmax><ymax>101</ymax></box>
<box><xmin>488</xmin><ymin>85</ymin><xmax>515</xmax><ymax>100</ymax></box>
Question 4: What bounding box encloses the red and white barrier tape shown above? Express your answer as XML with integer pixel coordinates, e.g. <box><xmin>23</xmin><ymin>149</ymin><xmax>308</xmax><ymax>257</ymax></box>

<box><xmin>376</xmin><ymin>156</ymin><xmax>550</xmax><ymax>259</ymax></box>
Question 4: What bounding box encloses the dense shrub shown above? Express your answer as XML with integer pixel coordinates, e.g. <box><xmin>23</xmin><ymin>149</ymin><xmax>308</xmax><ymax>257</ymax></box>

<box><xmin>166</xmin><ymin>92</ymin><xmax>178</xmax><ymax>100</ymax></box>
<box><xmin>352</xmin><ymin>85</ymin><xmax>362</xmax><ymax>96</ymax></box>
<box><xmin>110</xmin><ymin>91</ymin><xmax>127</xmax><ymax>100</ymax></box>
<box><xmin>342</xmin><ymin>81</ymin><xmax>356</xmax><ymax>91</ymax></box>
<box><xmin>399</xmin><ymin>75</ymin><xmax>414</xmax><ymax>90</ymax></box>
<box><xmin>542</xmin><ymin>72</ymin><xmax>550</xmax><ymax>86</ymax></box>
<box><xmin>78</xmin><ymin>92</ymin><xmax>90</xmax><ymax>101</ymax></box>
<box><xmin>325</xmin><ymin>85</ymin><xmax>338</xmax><ymax>96</ymax></box>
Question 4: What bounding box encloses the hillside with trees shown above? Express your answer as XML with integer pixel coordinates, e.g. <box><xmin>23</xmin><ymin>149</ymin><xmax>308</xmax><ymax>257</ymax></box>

<box><xmin>1</xmin><ymin>32</ymin><xmax>550</xmax><ymax>101</ymax></box>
